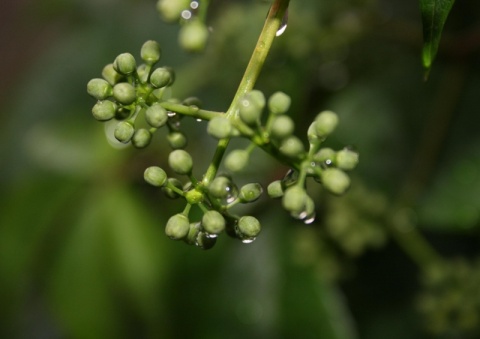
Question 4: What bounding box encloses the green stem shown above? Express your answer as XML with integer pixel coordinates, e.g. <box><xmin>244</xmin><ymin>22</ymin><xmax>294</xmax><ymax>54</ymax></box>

<box><xmin>160</xmin><ymin>102</ymin><xmax>223</xmax><ymax>120</ymax></box>
<box><xmin>226</xmin><ymin>0</ymin><xmax>290</xmax><ymax>118</ymax></box>
<box><xmin>198</xmin><ymin>0</ymin><xmax>210</xmax><ymax>22</ymax></box>
<box><xmin>201</xmin><ymin>0</ymin><xmax>290</xmax><ymax>186</ymax></box>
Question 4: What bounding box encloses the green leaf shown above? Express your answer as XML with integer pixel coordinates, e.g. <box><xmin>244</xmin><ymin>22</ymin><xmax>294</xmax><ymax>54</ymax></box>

<box><xmin>419</xmin><ymin>0</ymin><xmax>455</xmax><ymax>74</ymax></box>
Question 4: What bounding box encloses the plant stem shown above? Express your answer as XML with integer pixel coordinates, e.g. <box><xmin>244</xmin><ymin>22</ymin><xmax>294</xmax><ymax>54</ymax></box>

<box><xmin>160</xmin><ymin>101</ymin><xmax>223</xmax><ymax>120</ymax></box>
<box><xmin>201</xmin><ymin>0</ymin><xmax>290</xmax><ymax>186</ymax></box>
<box><xmin>226</xmin><ymin>0</ymin><xmax>290</xmax><ymax>118</ymax></box>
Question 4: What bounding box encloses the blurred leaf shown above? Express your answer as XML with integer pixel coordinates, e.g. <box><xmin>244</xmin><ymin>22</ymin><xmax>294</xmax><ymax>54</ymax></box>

<box><xmin>419</xmin><ymin>0</ymin><xmax>455</xmax><ymax>75</ymax></box>
<box><xmin>279</xmin><ymin>264</ymin><xmax>357</xmax><ymax>339</ymax></box>
<box><xmin>418</xmin><ymin>149</ymin><xmax>480</xmax><ymax>231</ymax></box>
<box><xmin>47</xmin><ymin>184</ymin><xmax>169</xmax><ymax>339</ymax></box>
<box><xmin>0</xmin><ymin>176</ymin><xmax>81</xmax><ymax>336</ymax></box>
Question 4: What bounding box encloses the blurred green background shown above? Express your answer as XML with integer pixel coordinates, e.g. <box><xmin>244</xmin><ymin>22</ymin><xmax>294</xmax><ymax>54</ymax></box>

<box><xmin>1</xmin><ymin>0</ymin><xmax>479</xmax><ymax>338</ymax></box>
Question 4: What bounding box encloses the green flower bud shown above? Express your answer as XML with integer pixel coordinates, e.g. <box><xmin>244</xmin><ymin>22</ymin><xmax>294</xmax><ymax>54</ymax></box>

<box><xmin>208</xmin><ymin>176</ymin><xmax>231</xmax><ymax>198</ymax></box>
<box><xmin>102</xmin><ymin>63</ymin><xmax>123</xmax><ymax>85</ymax></box>
<box><xmin>202</xmin><ymin>210</ymin><xmax>226</xmax><ymax>234</ymax></box>
<box><xmin>132</xmin><ymin>128</ymin><xmax>152</xmax><ymax>148</ymax></box>
<box><xmin>268</xmin><ymin>91</ymin><xmax>291</xmax><ymax>115</ymax></box>
<box><xmin>307</xmin><ymin>121</ymin><xmax>320</xmax><ymax>144</ymax></box>
<box><xmin>185</xmin><ymin>189</ymin><xmax>204</xmax><ymax>204</ymax></box>
<box><xmin>282</xmin><ymin>186</ymin><xmax>307</xmax><ymax>214</ymax></box>
<box><xmin>225</xmin><ymin>149</ymin><xmax>249</xmax><ymax>172</ymax></box>
<box><xmin>140</xmin><ymin>40</ymin><xmax>161</xmax><ymax>65</ymax></box>
<box><xmin>162</xmin><ymin>178</ymin><xmax>183</xmax><ymax>199</ymax></box>
<box><xmin>335</xmin><ymin>148</ymin><xmax>359</xmax><ymax>170</ymax></box>
<box><xmin>145</xmin><ymin>103</ymin><xmax>168</xmax><ymax>128</ymax></box>
<box><xmin>168</xmin><ymin>149</ymin><xmax>193</xmax><ymax>174</ymax></box>
<box><xmin>167</xmin><ymin>131</ymin><xmax>187</xmax><ymax>149</ymax></box>
<box><xmin>112</xmin><ymin>83</ymin><xmax>136</xmax><ymax>105</ymax></box>
<box><xmin>179</xmin><ymin>19</ymin><xmax>209</xmax><ymax>53</ymax></box>
<box><xmin>144</xmin><ymin>166</ymin><xmax>167</xmax><ymax>187</ymax></box>
<box><xmin>113</xmin><ymin>53</ymin><xmax>137</xmax><ymax>75</ymax></box>
<box><xmin>248</xmin><ymin>90</ymin><xmax>266</xmax><ymax>110</ymax></box>
<box><xmin>150</xmin><ymin>67</ymin><xmax>172</xmax><ymax>88</ymax></box>
<box><xmin>165</xmin><ymin>214</ymin><xmax>190</xmax><ymax>240</ymax></box>
<box><xmin>207</xmin><ymin>116</ymin><xmax>232</xmax><ymax>139</ymax></box>
<box><xmin>267</xmin><ymin>180</ymin><xmax>283</xmax><ymax>198</ymax></box>
<box><xmin>314</xmin><ymin>111</ymin><xmax>339</xmax><ymax>137</ymax></box>
<box><xmin>92</xmin><ymin>100</ymin><xmax>116</xmax><ymax>121</ymax></box>
<box><xmin>239</xmin><ymin>183</ymin><xmax>263</xmax><ymax>203</ymax></box>
<box><xmin>279</xmin><ymin>136</ymin><xmax>305</xmax><ymax>158</ymax></box>
<box><xmin>136</xmin><ymin>64</ymin><xmax>149</xmax><ymax>84</ymax></box>
<box><xmin>238</xmin><ymin>216</ymin><xmax>261</xmax><ymax>238</ymax></box>
<box><xmin>238</xmin><ymin>91</ymin><xmax>265</xmax><ymax>125</ymax></box>
<box><xmin>87</xmin><ymin>78</ymin><xmax>112</xmax><ymax>100</ymax></box>
<box><xmin>321</xmin><ymin>168</ymin><xmax>350</xmax><ymax>195</ymax></box>
<box><xmin>184</xmin><ymin>222</ymin><xmax>201</xmax><ymax>246</ymax></box>
<box><xmin>313</xmin><ymin>148</ymin><xmax>336</xmax><ymax>166</ymax></box>
<box><xmin>114</xmin><ymin>121</ymin><xmax>135</xmax><ymax>143</ymax></box>
<box><xmin>270</xmin><ymin>115</ymin><xmax>294</xmax><ymax>139</ymax></box>
<box><xmin>156</xmin><ymin>0</ymin><xmax>189</xmax><ymax>22</ymax></box>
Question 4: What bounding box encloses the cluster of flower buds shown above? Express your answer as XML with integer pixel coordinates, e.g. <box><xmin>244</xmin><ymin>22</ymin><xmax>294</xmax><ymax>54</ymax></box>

<box><xmin>87</xmin><ymin>41</ymin><xmax>359</xmax><ymax>250</ymax></box>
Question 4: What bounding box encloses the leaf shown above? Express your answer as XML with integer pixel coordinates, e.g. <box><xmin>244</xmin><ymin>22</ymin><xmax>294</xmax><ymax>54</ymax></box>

<box><xmin>419</xmin><ymin>0</ymin><xmax>455</xmax><ymax>75</ymax></box>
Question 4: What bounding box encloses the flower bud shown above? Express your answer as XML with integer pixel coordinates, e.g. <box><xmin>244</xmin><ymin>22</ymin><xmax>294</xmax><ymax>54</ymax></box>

<box><xmin>321</xmin><ymin>168</ymin><xmax>350</xmax><ymax>195</ymax></box>
<box><xmin>92</xmin><ymin>100</ymin><xmax>116</xmax><ymax>121</ymax></box>
<box><xmin>270</xmin><ymin>115</ymin><xmax>294</xmax><ymax>139</ymax></box>
<box><xmin>207</xmin><ymin>116</ymin><xmax>232</xmax><ymax>139</ymax></box>
<box><xmin>225</xmin><ymin>149</ymin><xmax>249</xmax><ymax>172</ymax></box>
<box><xmin>279</xmin><ymin>136</ymin><xmax>305</xmax><ymax>158</ymax></box>
<box><xmin>150</xmin><ymin>67</ymin><xmax>172</xmax><ymax>88</ymax></box>
<box><xmin>314</xmin><ymin>111</ymin><xmax>338</xmax><ymax>137</ymax></box>
<box><xmin>87</xmin><ymin>78</ymin><xmax>112</xmax><ymax>100</ymax></box>
<box><xmin>239</xmin><ymin>183</ymin><xmax>263</xmax><ymax>203</ymax></box>
<box><xmin>165</xmin><ymin>214</ymin><xmax>190</xmax><ymax>240</ymax></box>
<box><xmin>144</xmin><ymin>166</ymin><xmax>167</xmax><ymax>187</ymax></box>
<box><xmin>168</xmin><ymin>149</ymin><xmax>193</xmax><ymax>174</ymax></box>
<box><xmin>132</xmin><ymin>128</ymin><xmax>152</xmax><ymax>148</ymax></box>
<box><xmin>102</xmin><ymin>64</ymin><xmax>123</xmax><ymax>85</ymax></box>
<box><xmin>179</xmin><ymin>20</ymin><xmax>209</xmax><ymax>53</ymax></box>
<box><xmin>268</xmin><ymin>91</ymin><xmax>291</xmax><ymax>115</ymax></box>
<box><xmin>282</xmin><ymin>186</ymin><xmax>307</xmax><ymax>214</ymax></box>
<box><xmin>145</xmin><ymin>103</ymin><xmax>168</xmax><ymax>128</ymax></box>
<box><xmin>202</xmin><ymin>210</ymin><xmax>226</xmax><ymax>234</ymax></box>
<box><xmin>112</xmin><ymin>83</ymin><xmax>136</xmax><ymax>105</ymax></box>
<box><xmin>335</xmin><ymin>148</ymin><xmax>359</xmax><ymax>170</ymax></box>
<box><xmin>167</xmin><ymin>131</ymin><xmax>187</xmax><ymax>149</ymax></box>
<box><xmin>113</xmin><ymin>53</ymin><xmax>137</xmax><ymax>75</ymax></box>
<box><xmin>140</xmin><ymin>40</ymin><xmax>161</xmax><ymax>65</ymax></box>
<box><xmin>114</xmin><ymin>121</ymin><xmax>135</xmax><ymax>143</ymax></box>
<box><xmin>237</xmin><ymin>216</ymin><xmax>261</xmax><ymax>238</ymax></box>
<box><xmin>267</xmin><ymin>180</ymin><xmax>283</xmax><ymax>198</ymax></box>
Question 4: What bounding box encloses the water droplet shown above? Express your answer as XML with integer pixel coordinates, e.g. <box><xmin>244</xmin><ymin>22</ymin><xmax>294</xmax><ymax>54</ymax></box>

<box><xmin>282</xmin><ymin>169</ymin><xmax>298</xmax><ymax>186</ymax></box>
<box><xmin>167</xmin><ymin>111</ymin><xmax>176</xmax><ymax>118</ymax></box>
<box><xmin>241</xmin><ymin>237</ymin><xmax>256</xmax><ymax>244</ymax></box>
<box><xmin>181</xmin><ymin>10</ymin><xmax>192</xmax><ymax>20</ymax></box>
<box><xmin>304</xmin><ymin>214</ymin><xmax>316</xmax><ymax>224</ymax></box>
<box><xmin>190</xmin><ymin>1</ymin><xmax>199</xmax><ymax>10</ymax></box>
<box><xmin>276</xmin><ymin>10</ymin><xmax>288</xmax><ymax>37</ymax></box>
<box><xmin>225</xmin><ymin>184</ymin><xmax>238</xmax><ymax>204</ymax></box>
<box><xmin>205</xmin><ymin>233</ymin><xmax>218</xmax><ymax>239</ymax></box>
<box><xmin>196</xmin><ymin>118</ymin><xmax>202</xmax><ymax>122</ymax></box>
